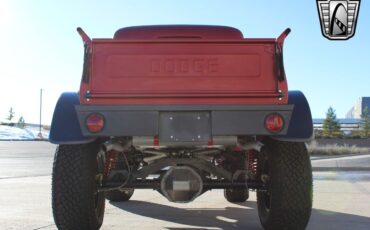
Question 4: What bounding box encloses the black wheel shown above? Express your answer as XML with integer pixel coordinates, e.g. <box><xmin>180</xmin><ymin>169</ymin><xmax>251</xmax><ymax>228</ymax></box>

<box><xmin>257</xmin><ymin>139</ymin><xmax>313</xmax><ymax>230</ymax></box>
<box><xmin>52</xmin><ymin>143</ymin><xmax>105</xmax><ymax>230</ymax></box>
<box><xmin>224</xmin><ymin>188</ymin><xmax>249</xmax><ymax>203</ymax></box>
<box><xmin>106</xmin><ymin>189</ymin><xmax>134</xmax><ymax>202</ymax></box>
<box><xmin>223</xmin><ymin>151</ymin><xmax>249</xmax><ymax>203</ymax></box>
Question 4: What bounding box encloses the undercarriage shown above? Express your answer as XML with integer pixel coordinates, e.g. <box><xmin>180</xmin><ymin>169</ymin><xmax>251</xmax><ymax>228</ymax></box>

<box><xmin>97</xmin><ymin>137</ymin><xmax>265</xmax><ymax>203</ymax></box>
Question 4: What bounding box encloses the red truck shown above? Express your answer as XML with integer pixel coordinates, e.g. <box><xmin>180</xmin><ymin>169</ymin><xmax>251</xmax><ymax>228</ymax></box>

<box><xmin>50</xmin><ymin>25</ymin><xmax>313</xmax><ymax>230</ymax></box>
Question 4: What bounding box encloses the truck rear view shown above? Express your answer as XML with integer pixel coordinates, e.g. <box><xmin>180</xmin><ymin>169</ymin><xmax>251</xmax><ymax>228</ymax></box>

<box><xmin>50</xmin><ymin>25</ymin><xmax>313</xmax><ymax>230</ymax></box>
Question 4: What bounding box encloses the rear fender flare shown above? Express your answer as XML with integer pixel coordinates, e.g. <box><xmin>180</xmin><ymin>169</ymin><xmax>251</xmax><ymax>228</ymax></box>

<box><xmin>273</xmin><ymin>91</ymin><xmax>313</xmax><ymax>142</ymax></box>
<box><xmin>49</xmin><ymin>92</ymin><xmax>96</xmax><ymax>144</ymax></box>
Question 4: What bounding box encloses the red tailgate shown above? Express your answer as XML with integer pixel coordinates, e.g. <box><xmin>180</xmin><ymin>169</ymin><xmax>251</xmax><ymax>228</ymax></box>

<box><xmin>79</xmin><ymin>29</ymin><xmax>288</xmax><ymax>105</ymax></box>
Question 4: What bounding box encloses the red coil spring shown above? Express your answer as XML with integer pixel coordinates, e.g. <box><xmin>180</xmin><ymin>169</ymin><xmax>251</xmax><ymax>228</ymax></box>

<box><xmin>247</xmin><ymin>150</ymin><xmax>258</xmax><ymax>175</ymax></box>
<box><xmin>104</xmin><ymin>150</ymin><xmax>119</xmax><ymax>178</ymax></box>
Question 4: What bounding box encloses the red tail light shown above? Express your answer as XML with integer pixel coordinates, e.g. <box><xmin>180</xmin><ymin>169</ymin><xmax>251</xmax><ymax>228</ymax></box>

<box><xmin>265</xmin><ymin>113</ymin><xmax>284</xmax><ymax>133</ymax></box>
<box><xmin>86</xmin><ymin>113</ymin><xmax>105</xmax><ymax>133</ymax></box>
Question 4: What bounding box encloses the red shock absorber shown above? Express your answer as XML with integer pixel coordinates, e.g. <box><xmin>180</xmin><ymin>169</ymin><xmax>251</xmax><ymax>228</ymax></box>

<box><xmin>247</xmin><ymin>150</ymin><xmax>258</xmax><ymax>175</ymax></box>
<box><xmin>104</xmin><ymin>150</ymin><xmax>120</xmax><ymax>178</ymax></box>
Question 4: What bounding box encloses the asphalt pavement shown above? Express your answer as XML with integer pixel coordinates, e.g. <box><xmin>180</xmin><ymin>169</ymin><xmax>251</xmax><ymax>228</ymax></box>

<box><xmin>0</xmin><ymin>141</ymin><xmax>55</xmax><ymax>179</ymax></box>
<box><xmin>0</xmin><ymin>141</ymin><xmax>370</xmax><ymax>229</ymax></box>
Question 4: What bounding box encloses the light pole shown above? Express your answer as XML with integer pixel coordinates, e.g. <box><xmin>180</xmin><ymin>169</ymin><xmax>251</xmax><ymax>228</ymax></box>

<box><xmin>38</xmin><ymin>88</ymin><xmax>43</xmax><ymax>138</ymax></box>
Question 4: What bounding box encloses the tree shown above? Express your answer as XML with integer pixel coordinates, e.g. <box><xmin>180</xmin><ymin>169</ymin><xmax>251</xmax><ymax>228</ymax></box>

<box><xmin>17</xmin><ymin>116</ymin><xmax>26</xmax><ymax>129</ymax></box>
<box><xmin>360</xmin><ymin>106</ymin><xmax>370</xmax><ymax>138</ymax></box>
<box><xmin>6</xmin><ymin>107</ymin><xmax>15</xmax><ymax>121</ymax></box>
<box><xmin>322</xmin><ymin>106</ymin><xmax>341</xmax><ymax>138</ymax></box>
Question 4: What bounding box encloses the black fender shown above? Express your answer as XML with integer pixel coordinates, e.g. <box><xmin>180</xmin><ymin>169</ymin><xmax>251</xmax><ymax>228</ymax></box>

<box><xmin>273</xmin><ymin>90</ymin><xmax>313</xmax><ymax>142</ymax></box>
<box><xmin>49</xmin><ymin>92</ymin><xmax>96</xmax><ymax>144</ymax></box>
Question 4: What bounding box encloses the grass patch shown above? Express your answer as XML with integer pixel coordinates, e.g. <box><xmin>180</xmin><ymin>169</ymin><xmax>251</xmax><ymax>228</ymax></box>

<box><xmin>307</xmin><ymin>141</ymin><xmax>370</xmax><ymax>156</ymax></box>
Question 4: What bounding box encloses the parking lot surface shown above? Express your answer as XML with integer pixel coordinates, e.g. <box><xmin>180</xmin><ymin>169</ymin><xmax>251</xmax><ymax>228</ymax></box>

<box><xmin>0</xmin><ymin>142</ymin><xmax>369</xmax><ymax>229</ymax></box>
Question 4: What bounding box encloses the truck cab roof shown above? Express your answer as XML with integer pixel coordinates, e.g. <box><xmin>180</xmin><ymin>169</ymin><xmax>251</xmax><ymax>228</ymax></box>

<box><xmin>113</xmin><ymin>25</ymin><xmax>244</xmax><ymax>40</ymax></box>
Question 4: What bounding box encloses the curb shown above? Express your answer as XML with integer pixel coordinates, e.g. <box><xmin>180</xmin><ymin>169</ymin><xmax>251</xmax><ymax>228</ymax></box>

<box><xmin>310</xmin><ymin>153</ymin><xmax>370</xmax><ymax>161</ymax></box>
<box><xmin>312</xmin><ymin>167</ymin><xmax>370</xmax><ymax>172</ymax></box>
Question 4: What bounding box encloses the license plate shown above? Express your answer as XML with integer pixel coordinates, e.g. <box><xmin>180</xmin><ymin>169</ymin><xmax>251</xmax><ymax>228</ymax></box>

<box><xmin>159</xmin><ymin>112</ymin><xmax>211</xmax><ymax>143</ymax></box>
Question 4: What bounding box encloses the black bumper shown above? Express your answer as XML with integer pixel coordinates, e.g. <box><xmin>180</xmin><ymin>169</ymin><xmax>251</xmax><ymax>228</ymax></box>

<box><xmin>75</xmin><ymin>105</ymin><xmax>294</xmax><ymax>140</ymax></box>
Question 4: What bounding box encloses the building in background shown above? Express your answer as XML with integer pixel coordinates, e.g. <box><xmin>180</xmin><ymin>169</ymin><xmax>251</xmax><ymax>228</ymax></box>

<box><xmin>313</xmin><ymin>97</ymin><xmax>370</xmax><ymax>136</ymax></box>
<box><xmin>346</xmin><ymin>97</ymin><xmax>370</xmax><ymax>118</ymax></box>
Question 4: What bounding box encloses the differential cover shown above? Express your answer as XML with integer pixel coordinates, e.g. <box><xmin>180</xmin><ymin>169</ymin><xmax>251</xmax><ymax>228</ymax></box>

<box><xmin>161</xmin><ymin>166</ymin><xmax>203</xmax><ymax>203</ymax></box>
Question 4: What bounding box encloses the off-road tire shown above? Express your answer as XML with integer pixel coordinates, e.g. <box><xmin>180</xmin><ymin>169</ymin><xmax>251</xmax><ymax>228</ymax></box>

<box><xmin>52</xmin><ymin>143</ymin><xmax>105</xmax><ymax>230</ymax></box>
<box><xmin>257</xmin><ymin>139</ymin><xmax>313</xmax><ymax>230</ymax></box>
<box><xmin>223</xmin><ymin>151</ymin><xmax>249</xmax><ymax>203</ymax></box>
<box><xmin>106</xmin><ymin>189</ymin><xmax>134</xmax><ymax>202</ymax></box>
<box><xmin>224</xmin><ymin>188</ymin><xmax>249</xmax><ymax>203</ymax></box>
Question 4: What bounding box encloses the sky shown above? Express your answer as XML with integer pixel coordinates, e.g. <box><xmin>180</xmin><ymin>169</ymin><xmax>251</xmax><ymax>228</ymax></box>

<box><xmin>0</xmin><ymin>0</ymin><xmax>369</xmax><ymax>125</ymax></box>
